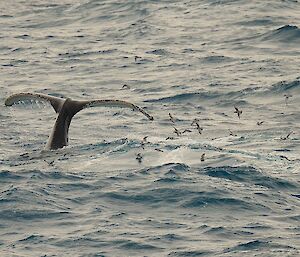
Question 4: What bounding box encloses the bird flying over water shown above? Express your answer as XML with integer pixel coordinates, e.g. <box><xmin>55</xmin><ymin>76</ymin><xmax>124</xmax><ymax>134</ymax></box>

<box><xmin>169</xmin><ymin>112</ymin><xmax>175</xmax><ymax>123</ymax></box>
<box><xmin>234</xmin><ymin>106</ymin><xmax>242</xmax><ymax>119</ymax></box>
<box><xmin>281</xmin><ymin>131</ymin><xmax>293</xmax><ymax>140</ymax></box>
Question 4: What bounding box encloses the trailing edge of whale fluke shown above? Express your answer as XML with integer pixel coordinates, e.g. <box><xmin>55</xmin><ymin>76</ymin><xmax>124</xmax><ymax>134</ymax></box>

<box><xmin>5</xmin><ymin>92</ymin><xmax>154</xmax><ymax>150</ymax></box>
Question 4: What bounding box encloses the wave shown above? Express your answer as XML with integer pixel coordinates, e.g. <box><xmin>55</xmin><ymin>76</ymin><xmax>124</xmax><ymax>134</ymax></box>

<box><xmin>253</xmin><ymin>78</ymin><xmax>300</xmax><ymax>99</ymax></box>
<box><xmin>1</xmin><ymin>168</ymin><xmax>86</xmax><ymax>181</ymax></box>
<box><xmin>203</xmin><ymin>166</ymin><xmax>298</xmax><ymax>190</ymax></box>
<box><xmin>144</xmin><ymin>87</ymin><xmax>259</xmax><ymax>104</ymax></box>
<box><xmin>18</xmin><ymin>234</ymin><xmax>44</xmax><ymax>243</ymax></box>
<box><xmin>224</xmin><ymin>240</ymin><xmax>296</xmax><ymax>253</ymax></box>
<box><xmin>146</xmin><ymin>49</ymin><xmax>172</xmax><ymax>56</ymax></box>
<box><xmin>0</xmin><ymin>209</ymin><xmax>70</xmax><ymax>221</ymax></box>
<box><xmin>268</xmin><ymin>79</ymin><xmax>300</xmax><ymax>93</ymax></box>
<box><xmin>229</xmin><ymin>24</ymin><xmax>300</xmax><ymax>48</ymax></box>
<box><xmin>114</xmin><ymin>239</ymin><xmax>160</xmax><ymax>250</ymax></box>
<box><xmin>236</xmin><ymin>18</ymin><xmax>277</xmax><ymax>27</ymax></box>
<box><xmin>260</xmin><ymin>25</ymin><xmax>300</xmax><ymax>44</ymax></box>
<box><xmin>199</xmin><ymin>55</ymin><xmax>235</xmax><ymax>64</ymax></box>
<box><xmin>181</xmin><ymin>195</ymin><xmax>262</xmax><ymax>210</ymax></box>
<box><xmin>101</xmin><ymin>164</ymin><xmax>272</xmax><ymax>212</ymax></box>
<box><xmin>104</xmin><ymin>187</ymin><xmax>194</xmax><ymax>205</ymax></box>
<box><xmin>168</xmin><ymin>250</ymin><xmax>212</xmax><ymax>256</ymax></box>
<box><xmin>145</xmin><ymin>78</ymin><xmax>298</xmax><ymax>104</ymax></box>
<box><xmin>141</xmin><ymin>162</ymin><xmax>190</xmax><ymax>174</ymax></box>
<box><xmin>0</xmin><ymin>170</ymin><xmax>23</xmax><ymax>180</ymax></box>
<box><xmin>204</xmin><ymin>226</ymin><xmax>253</xmax><ymax>236</ymax></box>
<box><xmin>208</xmin><ymin>0</ymin><xmax>243</xmax><ymax>6</ymax></box>
<box><xmin>57</xmin><ymin>49</ymin><xmax>117</xmax><ymax>58</ymax></box>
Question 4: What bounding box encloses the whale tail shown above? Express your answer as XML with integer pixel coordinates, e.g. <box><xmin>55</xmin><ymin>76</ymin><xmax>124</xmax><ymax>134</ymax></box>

<box><xmin>5</xmin><ymin>92</ymin><xmax>153</xmax><ymax>150</ymax></box>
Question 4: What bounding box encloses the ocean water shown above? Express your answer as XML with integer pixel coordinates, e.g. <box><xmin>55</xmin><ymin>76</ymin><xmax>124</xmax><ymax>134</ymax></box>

<box><xmin>0</xmin><ymin>0</ymin><xmax>300</xmax><ymax>256</ymax></box>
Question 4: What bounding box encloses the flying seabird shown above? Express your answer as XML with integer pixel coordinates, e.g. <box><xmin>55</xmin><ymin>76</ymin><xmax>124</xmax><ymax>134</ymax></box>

<box><xmin>201</xmin><ymin>153</ymin><xmax>205</xmax><ymax>162</ymax></box>
<box><xmin>229</xmin><ymin>129</ymin><xmax>237</xmax><ymax>136</ymax></box>
<box><xmin>169</xmin><ymin>113</ymin><xmax>175</xmax><ymax>123</ymax></box>
<box><xmin>281</xmin><ymin>131</ymin><xmax>293</xmax><ymax>140</ymax></box>
<box><xmin>122</xmin><ymin>84</ymin><xmax>130</xmax><ymax>89</ymax></box>
<box><xmin>136</xmin><ymin>153</ymin><xmax>143</xmax><ymax>163</ymax></box>
<box><xmin>195</xmin><ymin>123</ymin><xmax>203</xmax><ymax>134</ymax></box>
<box><xmin>182</xmin><ymin>129</ymin><xmax>192</xmax><ymax>134</ymax></box>
<box><xmin>191</xmin><ymin>118</ymin><xmax>200</xmax><ymax>126</ymax></box>
<box><xmin>173</xmin><ymin>127</ymin><xmax>181</xmax><ymax>136</ymax></box>
<box><xmin>234</xmin><ymin>106</ymin><xmax>242</xmax><ymax>119</ymax></box>
<box><xmin>140</xmin><ymin>136</ymin><xmax>149</xmax><ymax>149</ymax></box>
<box><xmin>257</xmin><ymin>121</ymin><xmax>264</xmax><ymax>126</ymax></box>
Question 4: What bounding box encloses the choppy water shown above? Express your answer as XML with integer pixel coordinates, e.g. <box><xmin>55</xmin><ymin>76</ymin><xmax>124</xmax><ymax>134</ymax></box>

<box><xmin>1</xmin><ymin>0</ymin><xmax>300</xmax><ymax>256</ymax></box>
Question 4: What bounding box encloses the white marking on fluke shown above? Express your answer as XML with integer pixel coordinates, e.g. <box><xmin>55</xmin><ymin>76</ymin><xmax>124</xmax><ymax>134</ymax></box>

<box><xmin>5</xmin><ymin>92</ymin><xmax>154</xmax><ymax>150</ymax></box>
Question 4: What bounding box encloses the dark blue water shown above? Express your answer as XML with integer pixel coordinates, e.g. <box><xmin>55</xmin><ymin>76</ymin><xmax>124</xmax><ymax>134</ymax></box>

<box><xmin>1</xmin><ymin>0</ymin><xmax>299</xmax><ymax>256</ymax></box>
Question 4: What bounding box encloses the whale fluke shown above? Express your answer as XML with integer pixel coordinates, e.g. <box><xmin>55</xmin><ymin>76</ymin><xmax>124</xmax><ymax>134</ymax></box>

<box><xmin>79</xmin><ymin>99</ymin><xmax>154</xmax><ymax>121</ymax></box>
<box><xmin>5</xmin><ymin>92</ymin><xmax>154</xmax><ymax>150</ymax></box>
<box><xmin>5</xmin><ymin>92</ymin><xmax>65</xmax><ymax>113</ymax></box>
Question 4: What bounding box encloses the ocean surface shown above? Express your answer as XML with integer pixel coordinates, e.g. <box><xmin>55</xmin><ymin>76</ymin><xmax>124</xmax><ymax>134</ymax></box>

<box><xmin>1</xmin><ymin>0</ymin><xmax>300</xmax><ymax>256</ymax></box>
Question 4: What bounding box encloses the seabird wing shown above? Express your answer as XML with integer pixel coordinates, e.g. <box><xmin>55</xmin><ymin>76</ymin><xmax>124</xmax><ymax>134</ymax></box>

<box><xmin>79</xmin><ymin>99</ymin><xmax>154</xmax><ymax>120</ymax></box>
<box><xmin>5</xmin><ymin>93</ymin><xmax>65</xmax><ymax>113</ymax></box>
